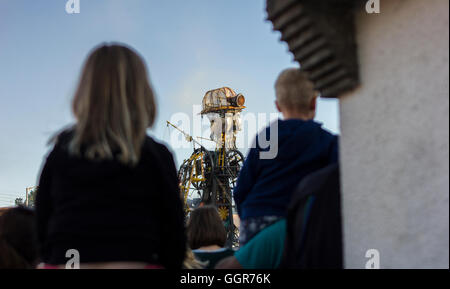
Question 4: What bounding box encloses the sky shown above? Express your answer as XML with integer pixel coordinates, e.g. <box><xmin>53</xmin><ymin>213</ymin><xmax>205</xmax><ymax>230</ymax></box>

<box><xmin>0</xmin><ymin>0</ymin><xmax>339</xmax><ymax>206</ymax></box>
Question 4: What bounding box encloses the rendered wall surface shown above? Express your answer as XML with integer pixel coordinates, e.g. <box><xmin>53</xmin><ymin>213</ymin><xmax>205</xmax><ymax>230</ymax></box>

<box><xmin>340</xmin><ymin>0</ymin><xmax>449</xmax><ymax>268</ymax></box>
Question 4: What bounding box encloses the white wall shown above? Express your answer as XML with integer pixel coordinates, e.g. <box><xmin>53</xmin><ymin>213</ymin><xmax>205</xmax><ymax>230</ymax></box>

<box><xmin>340</xmin><ymin>0</ymin><xmax>449</xmax><ymax>268</ymax></box>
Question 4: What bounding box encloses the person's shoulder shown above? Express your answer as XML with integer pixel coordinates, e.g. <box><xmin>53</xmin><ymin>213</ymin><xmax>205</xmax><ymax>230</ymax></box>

<box><xmin>235</xmin><ymin>219</ymin><xmax>286</xmax><ymax>269</ymax></box>
<box><xmin>143</xmin><ymin>135</ymin><xmax>174</xmax><ymax>160</ymax></box>
<box><xmin>313</xmin><ymin>122</ymin><xmax>338</xmax><ymax>139</ymax></box>
<box><xmin>49</xmin><ymin>126</ymin><xmax>74</xmax><ymax>146</ymax></box>
<box><xmin>37</xmin><ymin>127</ymin><xmax>75</xmax><ymax>167</ymax></box>
<box><xmin>309</xmin><ymin>122</ymin><xmax>339</xmax><ymax>150</ymax></box>
<box><xmin>45</xmin><ymin>126</ymin><xmax>76</xmax><ymax>157</ymax></box>
<box><xmin>145</xmin><ymin>135</ymin><xmax>170</xmax><ymax>151</ymax></box>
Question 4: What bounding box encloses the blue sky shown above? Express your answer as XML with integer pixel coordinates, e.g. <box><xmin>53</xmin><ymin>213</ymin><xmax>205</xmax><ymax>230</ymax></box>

<box><xmin>0</xmin><ymin>0</ymin><xmax>339</xmax><ymax>206</ymax></box>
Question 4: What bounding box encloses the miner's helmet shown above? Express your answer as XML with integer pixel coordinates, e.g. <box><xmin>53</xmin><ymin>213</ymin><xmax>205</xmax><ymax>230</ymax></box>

<box><xmin>228</xmin><ymin>93</ymin><xmax>245</xmax><ymax>107</ymax></box>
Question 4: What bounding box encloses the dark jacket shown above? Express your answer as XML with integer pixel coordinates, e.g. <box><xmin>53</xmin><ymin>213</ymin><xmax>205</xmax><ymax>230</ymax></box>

<box><xmin>35</xmin><ymin>130</ymin><xmax>186</xmax><ymax>268</ymax></box>
<box><xmin>280</xmin><ymin>163</ymin><xmax>342</xmax><ymax>269</ymax></box>
<box><xmin>233</xmin><ymin>119</ymin><xmax>338</xmax><ymax>220</ymax></box>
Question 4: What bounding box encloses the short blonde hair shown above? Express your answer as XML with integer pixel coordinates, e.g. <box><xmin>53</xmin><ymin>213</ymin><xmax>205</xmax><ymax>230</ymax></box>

<box><xmin>70</xmin><ymin>43</ymin><xmax>156</xmax><ymax>166</ymax></box>
<box><xmin>275</xmin><ymin>68</ymin><xmax>316</xmax><ymax>112</ymax></box>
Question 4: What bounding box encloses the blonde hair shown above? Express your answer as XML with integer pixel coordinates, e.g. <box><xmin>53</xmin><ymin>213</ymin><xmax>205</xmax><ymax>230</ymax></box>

<box><xmin>69</xmin><ymin>44</ymin><xmax>156</xmax><ymax>166</ymax></box>
<box><xmin>275</xmin><ymin>68</ymin><xmax>317</xmax><ymax>113</ymax></box>
<box><xmin>183</xmin><ymin>247</ymin><xmax>208</xmax><ymax>269</ymax></box>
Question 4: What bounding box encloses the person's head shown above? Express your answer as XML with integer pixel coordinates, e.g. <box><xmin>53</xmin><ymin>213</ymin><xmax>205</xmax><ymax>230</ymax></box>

<box><xmin>186</xmin><ymin>205</ymin><xmax>227</xmax><ymax>250</ymax></box>
<box><xmin>274</xmin><ymin>68</ymin><xmax>318</xmax><ymax>120</ymax></box>
<box><xmin>70</xmin><ymin>43</ymin><xmax>156</xmax><ymax>166</ymax></box>
<box><xmin>0</xmin><ymin>206</ymin><xmax>38</xmax><ymax>269</ymax></box>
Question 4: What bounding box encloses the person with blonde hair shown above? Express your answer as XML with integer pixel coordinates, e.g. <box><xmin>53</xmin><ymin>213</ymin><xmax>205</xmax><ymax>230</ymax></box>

<box><xmin>274</xmin><ymin>68</ymin><xmax>318</xmax><ymax>120</ymax></box>
<box><xmin>35</xmin><ymin>43</ymin><xmax>186</xmax><ymax>269</ymax></box>
<box><xmin>233</xmin><ymin>68</ymin><xmax>339</xmax><ymax>246</ymax></box>
<box><xmin>182</xmin><ymin>247</ymin><xmax>208</xmax><ymax>269</ymax></box>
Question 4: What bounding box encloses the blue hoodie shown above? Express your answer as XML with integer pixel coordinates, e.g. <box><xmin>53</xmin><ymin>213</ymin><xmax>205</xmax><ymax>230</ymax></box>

<box><xmin>233</xmin><ymin>119</ymin><xmax>338</xmax><ymax>220</ymax></box>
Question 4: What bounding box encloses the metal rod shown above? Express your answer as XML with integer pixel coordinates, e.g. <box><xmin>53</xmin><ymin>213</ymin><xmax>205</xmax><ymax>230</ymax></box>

<box><xmin>166</xmin><ymin>121</ymin><xmax>204</xmax><ymax>148</ymax></box>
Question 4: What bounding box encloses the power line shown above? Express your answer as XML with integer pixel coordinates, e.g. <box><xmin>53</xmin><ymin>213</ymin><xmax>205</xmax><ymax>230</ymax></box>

<box><xmin>0</xmin><ymin>195</ymin><xmax>16</xmax><ymax>198</ymax></box>
<box><xmin>0</xmin><ymin>198</ymin><xmax>16</xmax><ymax>202</ymax></box>
<box><xmin>0</xmin><ymin>188</ymin><xmax>25</xmax><ymax>192</ymax></box>
<box><xmin>0</xmin><ymin>195</ymin><xmax>22</xmax><ymax>199</ymax></box>
<box><xmin>0</xmin><ymin>194</ymin><xmax>22</xmax><ymax>198</ymax></box>
<box><xmin>0</xmin><ymin>202</ymin><xmax>14</xmax><ymax>206</ymax></box>
<box><xmin>0</xmin><ymin>191</ymin><xmax>23</xmax><ymax>195</ymax></box>
<box><xmin>0</xmin><ymin>188</ymin><xmax>37</xmax><ymax>193</ymax></box>
<box><xmin>0</xmin><ymin>195</ymin><xmax>19</xmax><ymax>198</ymax></box>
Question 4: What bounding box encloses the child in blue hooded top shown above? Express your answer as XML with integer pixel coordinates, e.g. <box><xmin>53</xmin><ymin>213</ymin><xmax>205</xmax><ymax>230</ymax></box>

<box><xmin>233</xmin><ymin>68</ymin><xmax>339</xmax><ymax>245</ymax></box>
